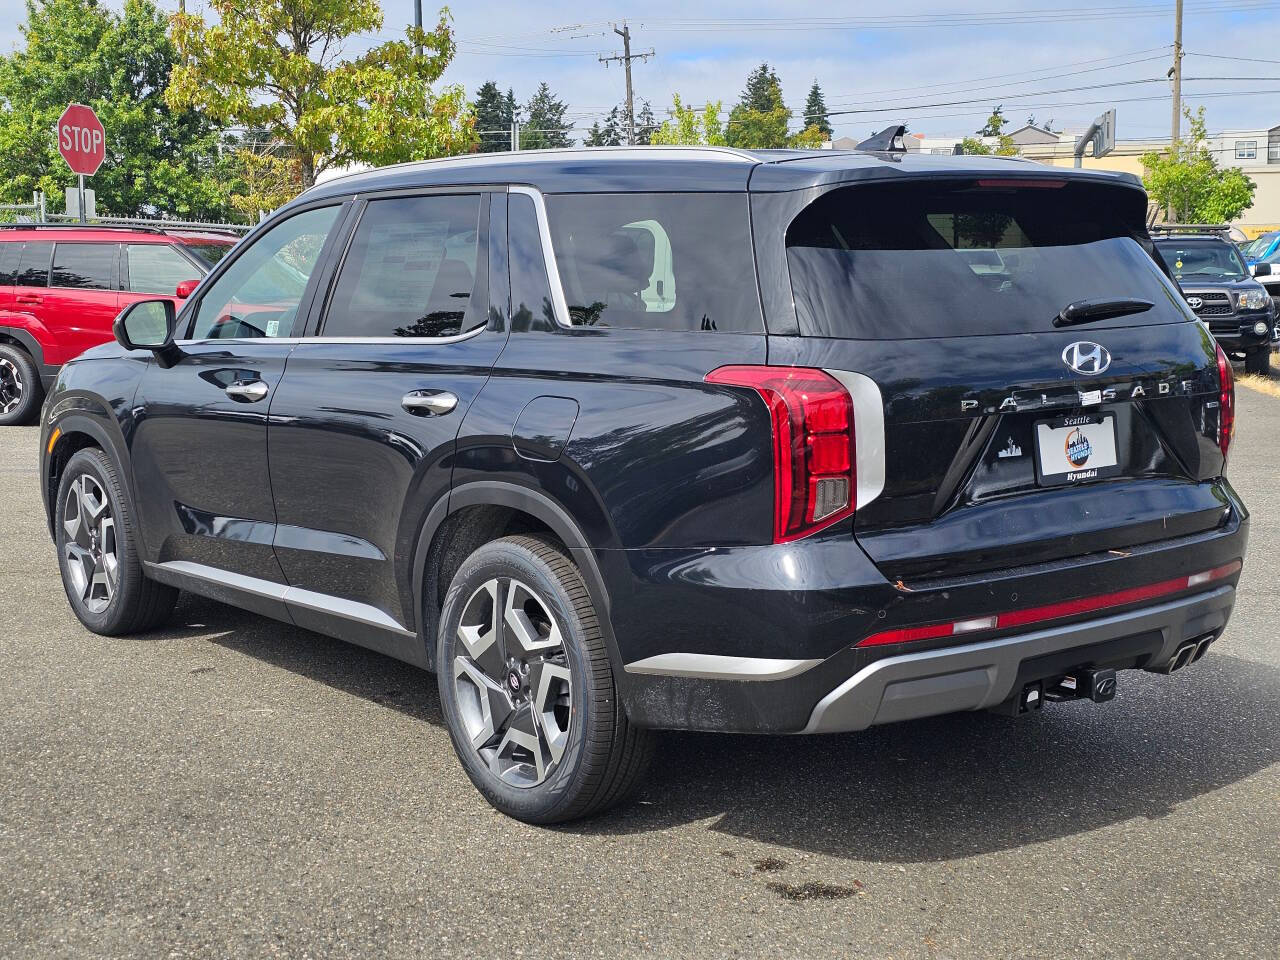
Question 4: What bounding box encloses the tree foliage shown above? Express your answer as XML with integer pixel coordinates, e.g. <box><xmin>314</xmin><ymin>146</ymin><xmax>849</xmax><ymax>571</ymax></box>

<box><xmin>584</xmin><ymin>106</ymin><xmax>623</xmax><ymax>147</ymax></box>
<box><xmin>788</xmin><ymin>124</ymin><xmax>828</xmax><ymax>148</ymax></box>
<box><xmin>1142</xmin><ymin>105</ymin><xmax>1256</xmax><ymax>222</ymax></box>
<box><xmin>473</xmin><ymin>80</ymin><xmax>518</xmax><ymax>152</ymax></box>
<box><xmin>521</xmin><ymin>81</ymin><xmax>572</xmax><ymax>149</ymax></box>
<box><xmin>960</xmin><ymin>106</ymin><xmax>1018</xmax><ymax>156</ymax></box>
<box><xmin>803</xmin><ymin>81</ymin><xmax>832</xmax><ymax>139</ymax></box>
<box><xmin>650</xmin><ymin>94</ymin><xmax>726</xmax><ymax>146</ymax></box>
<box><xmin>0</xmin><ymin>0</ymin><xmax>235</xmax><ymax>219</ymax></box>
<box><xmin>726</xmin><ymin>62</ymin><xmax>790</xmax><ymax>148</ymax></box>
<box><xmin>167</xmin><ymin>1</ymin><xmax>475</xmax><ymax>190</ymax></box>
<box><xmin>635</xmin><ymin>100</ymin><xmax>658</xmax><ymax>145</ymax></box>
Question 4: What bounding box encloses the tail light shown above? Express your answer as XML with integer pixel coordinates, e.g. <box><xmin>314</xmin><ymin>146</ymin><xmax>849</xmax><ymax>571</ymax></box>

<box><xmin>1216</xmin><ymin>342</ymin><xmax>1234</xmax><ymax>463</ymax></box>
<box><xmin>705</xmin><ymin>365</ymin><xmax>855</xmax><ymax>543</ymax></box>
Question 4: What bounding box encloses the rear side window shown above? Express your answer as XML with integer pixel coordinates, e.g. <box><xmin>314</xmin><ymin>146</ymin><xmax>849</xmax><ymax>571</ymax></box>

<box><xmin>0</xmin><ymin>242</ymin><xmax>18</xmax><ymax>285</ymax></box>
<box><xmin>546</xmin><ymin>193</ymin><xmax>762</xmax><ymax>333</ymax></box>
<box><xmin>324</xmin><ymin>194</ymin><xmax>485</xmax><ymax>338</ymax></box>
<box><xmin>15</xmin><ymin>241</ymin><xmax>52</xmax><ymax>287</ymax></box>
<box><xmin>786</xmin><ymin>181</ymin><xmax>1183</xmax><ymax>339</ymax></box>
<box><xmin>127</xmin><ymin>243</ymin><xmax>200</xmax><ymax>295</ymax></box>
<box><xmin>51</xmin><ymin>243</ymin><xmax>115</xmax><ymax>290</ymax></box>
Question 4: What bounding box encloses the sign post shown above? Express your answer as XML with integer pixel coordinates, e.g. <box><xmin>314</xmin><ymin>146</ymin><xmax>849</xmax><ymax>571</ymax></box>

<box><xmin>56</xmin><ymin>103</ymin><xmax>105</xmax><ymax>222</ymax></box>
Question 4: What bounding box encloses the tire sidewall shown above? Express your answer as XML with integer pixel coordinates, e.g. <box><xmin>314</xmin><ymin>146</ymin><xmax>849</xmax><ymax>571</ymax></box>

<box><xmin>437</xmin><ymin>540</ymin><xmax>597</xmax><ymax>822</ymax></box>
<box><xmin>0</xmin><ymin>345</ymin><xmax>41</xmax><ymax>426</ymax></box>
<box><xmin>54</xmin><ymin>449</ymin><xmax>138</xmax><ymax>634</ymax></box>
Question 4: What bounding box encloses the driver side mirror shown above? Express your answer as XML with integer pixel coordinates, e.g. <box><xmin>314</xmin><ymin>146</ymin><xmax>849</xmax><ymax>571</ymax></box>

<box><xmin>1253</xmin><ymin>262</ymin><xmax>1271</xmax><ymax>277</ymax></box>
<box><xmin>175</xmin><ymin>279</ymin><xmax>200</xmax><ymax>298</ymax></box>
<box><xmin>113</xmin><ymin>299</ymin><xmax>185</xmax><ymax>368</ymax></box>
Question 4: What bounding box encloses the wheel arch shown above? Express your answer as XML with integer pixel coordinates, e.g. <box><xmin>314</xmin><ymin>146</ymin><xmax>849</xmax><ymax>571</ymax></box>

<box><xmin>43</xmin><ymin>413</ymin><xmax>135</xmax><ymax>542</ymax></box>
<box><xmin>0</xmin><ymin>323</ymin><xmax>47</xmax><ymax>368</ymax></box>
<box><xmin>412</xmin><ymin>480</ymin><xmax>619</xmax><ymax>674</ymax></box>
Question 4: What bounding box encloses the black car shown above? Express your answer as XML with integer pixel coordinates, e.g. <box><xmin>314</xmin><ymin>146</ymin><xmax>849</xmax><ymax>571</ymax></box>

<box><xmin>1152</xmin><ymin>227</ymin><xmax>1275</xmax><ymax>375</ymax></box>
<box><xmin>39</xmin><ymin>145</ymin><xmax>1248</xmax><ymax>823</ymax></box>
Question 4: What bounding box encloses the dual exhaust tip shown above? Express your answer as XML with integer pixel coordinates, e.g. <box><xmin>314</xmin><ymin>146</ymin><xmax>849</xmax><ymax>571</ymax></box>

<box><xmin>1160</xmin><ymin>633</ymin><xmax>1216</xmax><ymax>674</ymax></box>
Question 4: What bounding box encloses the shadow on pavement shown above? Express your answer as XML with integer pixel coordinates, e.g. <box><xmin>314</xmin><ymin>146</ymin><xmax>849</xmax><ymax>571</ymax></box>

<box><xmin>173</xmin><ymin>595</ymin><xmax>1278</xmax><ymax>863</ymax></box>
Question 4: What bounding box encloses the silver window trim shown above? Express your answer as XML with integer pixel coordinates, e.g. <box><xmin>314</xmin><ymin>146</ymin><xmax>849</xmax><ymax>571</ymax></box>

<box><xmin>173</xmin><ymin>325</ymin><xmax>487</xmax><ymax>348</ymax></box>
<box><xmin>509</xmin><ymin>184</ymin><xmax>573</xmax><ymax>329</ymax></box>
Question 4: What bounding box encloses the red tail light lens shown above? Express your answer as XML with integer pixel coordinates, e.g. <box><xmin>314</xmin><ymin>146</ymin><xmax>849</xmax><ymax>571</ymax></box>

<box><xmin>1216</xmin><ymin>343</ymin><xmax>1234</xmax><ymax>464</ymax></box>
<box><xmin>705</xmin><ymin>365</ymin><xmax>856</xmax><ymax>543</ymax></box>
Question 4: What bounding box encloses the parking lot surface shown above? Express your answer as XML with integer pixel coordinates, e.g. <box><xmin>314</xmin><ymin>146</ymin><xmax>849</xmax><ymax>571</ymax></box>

<box><xmin>2</xmin><ymin>386</ymin><xmax>1278</xmax><ymax>959</ymax></box>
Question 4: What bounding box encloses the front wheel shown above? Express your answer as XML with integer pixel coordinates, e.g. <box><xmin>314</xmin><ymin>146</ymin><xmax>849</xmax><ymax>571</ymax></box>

<box><xmin>54</xmin><ymin>448</ymin><xmax>178</xmax><ymax>635</ymax></box>
<box><xmin>437</xmin><ymin>535</ymin><xmax>652</xmax><ymax>823</ymax></box>
<box><xmin>1244</xmin><ymin>347</ymin><xmax>1272</xmax><ymax>376</ymax></box>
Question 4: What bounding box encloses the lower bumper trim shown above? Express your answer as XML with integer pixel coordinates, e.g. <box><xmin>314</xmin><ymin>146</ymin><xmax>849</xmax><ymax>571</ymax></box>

<box><xmin>802</xmin><ymin>585</ymin><xmax>1234</xmax><ymax>734</ymax></box>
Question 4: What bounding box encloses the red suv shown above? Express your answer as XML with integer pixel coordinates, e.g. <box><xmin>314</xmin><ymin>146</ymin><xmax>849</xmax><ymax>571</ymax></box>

<box><xmin>0</xmin><ymin>225</ymin><xmax>238</xmax><ymax>424</ymax></box>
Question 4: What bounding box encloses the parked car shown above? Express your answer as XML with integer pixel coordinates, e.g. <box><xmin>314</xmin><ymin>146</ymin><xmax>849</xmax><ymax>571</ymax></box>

<box><xmin>1240</xmin><ymin>229</ymin><xmax>1280</xmax><ymax>266</ymax></box>
<box><xmin>1151</xmin><ymin>227</ymin><xmax>1275</xmax><ymax>375</ymax></box>
<box><xmin>0</xmin><ymin>225</ymin><xmax>237</xmax><ymax>424</ymax></box>
<box><xmin>39</xmin><ymin>147</ymin><xmax>1248</xmax><ymax>823</ymax></box>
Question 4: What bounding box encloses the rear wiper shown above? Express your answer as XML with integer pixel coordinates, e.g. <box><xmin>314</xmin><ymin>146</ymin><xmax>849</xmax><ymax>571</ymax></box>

<box><xmin>1053</xmin><ymin>297</ymin><xmax>1154</xmax><ymax>328</ymax></box>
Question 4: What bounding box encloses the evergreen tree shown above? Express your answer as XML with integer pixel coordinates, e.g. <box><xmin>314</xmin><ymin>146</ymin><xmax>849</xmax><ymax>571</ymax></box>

<box><xmin>726</xmin><ymin>63</ymin><xmax>790</xmax><ymax>148</ymax></box>
<box><xmin>585</xmin><ymin>107</ymin><xmax>623</xmax><ymax>147</ymax></box>
<box><xmin>635</xmin><ymin>100</ymin><xmax>658</xmax><ymax>145</ymax></box>
<box><xmin>522</xmin><ymin>82</ymin><xmax>572</xmax><ymax>149</ymax></box>
<box><xmin>803</xmin><ymin>81</ymin><xmax>832</xmax><ymax>139</ymax></box>
<box><xmin>473</xmin><ymin>80</ymin><xmax>511</xmax><ymax>152</ymax></box>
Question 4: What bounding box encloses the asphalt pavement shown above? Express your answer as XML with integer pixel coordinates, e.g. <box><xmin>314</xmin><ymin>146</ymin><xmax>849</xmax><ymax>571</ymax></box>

<box><xmin>1</xmin><ymin>386</ymin><xmax>1277</xmax><ymax>959</ymax></box>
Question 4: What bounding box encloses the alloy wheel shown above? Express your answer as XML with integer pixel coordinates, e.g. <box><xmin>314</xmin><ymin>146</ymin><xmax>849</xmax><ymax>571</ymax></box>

<box><xmin>452</xmin><ymin>577</ymin><xmax>573</xmax><ymax>788</ymax></box>
<box><xmin>0</xmin><ymin>356</ymin><xmax>22</xmax><ymax>416</ymax></box>
<box><xmin>62</xmin><ymin>474</ymin><xmax>118</xmax><ymax>614</ymax></box>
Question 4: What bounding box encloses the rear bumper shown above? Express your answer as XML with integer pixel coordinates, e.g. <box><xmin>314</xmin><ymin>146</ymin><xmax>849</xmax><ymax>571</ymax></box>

<box><xmin>803</xmin><ymin>584</ymin><xmax>1233</xmax><ymax>733</ymax></box>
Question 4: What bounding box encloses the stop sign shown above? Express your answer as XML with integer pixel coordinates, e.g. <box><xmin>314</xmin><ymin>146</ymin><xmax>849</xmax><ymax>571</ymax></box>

<box><xmin>57</xmin><ymin>103</ymin><xmax>105</xmax><ymax>176</ymax></box>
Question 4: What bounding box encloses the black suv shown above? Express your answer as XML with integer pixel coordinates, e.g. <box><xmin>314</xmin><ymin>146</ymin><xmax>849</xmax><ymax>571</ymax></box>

<box><xmin>1151</xmin><ymin>226</ymin><xmax>1275</xmax><ymax>375</ymax></box>
<box><xmin>39</xmin><ymin>146</ymin><xmax>1249</xmax><ymax>823</ymax></box>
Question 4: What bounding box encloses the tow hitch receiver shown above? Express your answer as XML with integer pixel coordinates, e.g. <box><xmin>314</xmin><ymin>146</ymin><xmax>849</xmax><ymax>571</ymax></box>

<box><xmin>1050</xmin><ymin>667</ymin><xmax>1118</xmax><ymax>703</ymax></box>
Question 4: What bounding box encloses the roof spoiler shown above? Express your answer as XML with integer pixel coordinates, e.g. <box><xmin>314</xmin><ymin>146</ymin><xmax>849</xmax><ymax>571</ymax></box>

<box><xmin>855</xmin><ymin>124</ymin><xmax>907</xmax><ymax>153</ymax></box>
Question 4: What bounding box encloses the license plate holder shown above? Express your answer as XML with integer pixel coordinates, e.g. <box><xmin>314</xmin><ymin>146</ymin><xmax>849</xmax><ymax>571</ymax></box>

<box><xmin>1034</xmin><ymin>413</ymin><xmax>1120</xmax><ymax>486</ymax></box>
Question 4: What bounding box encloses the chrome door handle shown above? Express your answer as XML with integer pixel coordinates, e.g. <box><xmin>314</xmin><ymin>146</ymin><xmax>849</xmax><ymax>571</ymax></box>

<box><xmin>402</xmin><ymin>390</ymin><xmax>458</xmax><ymax>416</ymax></box>
<box><xmin>225</xmin><ymin>380</ymin><xmax>269</xmax><ymax>402</ymax></box>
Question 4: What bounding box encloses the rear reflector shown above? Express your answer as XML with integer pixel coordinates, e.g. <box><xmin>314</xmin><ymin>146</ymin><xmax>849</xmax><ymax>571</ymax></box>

<box><xmin>705</xmin><ymin>365</ymin><xmax>856</xmax><ymax>543</ymax></box>
<box><xmin>857</xmin><ymin>561</ymin><xmax>1242</xmax><ymax>648</ymax></box>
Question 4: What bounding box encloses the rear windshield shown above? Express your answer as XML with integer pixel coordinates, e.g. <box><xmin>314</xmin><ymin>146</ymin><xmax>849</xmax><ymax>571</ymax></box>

<box><xmin>786</xmin><ymin>181</ymin><xmax>1184</xmax><ymax>339</ymax></box>
<box><xmin>1153</xmin><ymin>239</ymin><xmax>1247</xmax><ymax>282</ymax></box>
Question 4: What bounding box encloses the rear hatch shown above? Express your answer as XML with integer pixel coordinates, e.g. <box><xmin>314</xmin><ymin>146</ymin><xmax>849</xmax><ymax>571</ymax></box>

<box><xmin>769</xmin><ymin>176</ymin><xmax>1231</xmax><ymax>582</ymax></box>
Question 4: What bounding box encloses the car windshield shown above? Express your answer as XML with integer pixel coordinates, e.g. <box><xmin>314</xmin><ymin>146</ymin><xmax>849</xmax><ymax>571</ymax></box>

<box><xmin>1241</xmin><ymin>233</ymin><xmax>1276</xmax><ymax>259</ymax></box>
<box><xmin>181</xmin><ymin>242</ymin><xmax>236</xmax><ymax>267</ymax></box>
<box><xmin>1153</xmin><ymin>240</ymin><xmax>1247</xmax><ymax>280</ymax></box>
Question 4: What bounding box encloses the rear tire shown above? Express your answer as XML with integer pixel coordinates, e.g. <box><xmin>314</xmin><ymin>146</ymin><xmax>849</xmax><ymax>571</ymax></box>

<box><xmin>0</xmin><ymin>343</ymin><xmax>43</xmax><ymax>426</ymax></box>
<box><xmin>54</xmin><ymin>448</ymin><xmax>178</xmax><ymax>635</ymax></box>
<box><xmin>1244</xmin><ymin>347</ymin><xmax>1272</xmax><ymax>376</ymax></box>
<box><xmin>437</xmin><ymin>535</ymin><xmax>653</xmax><ymax>824</ymax></box>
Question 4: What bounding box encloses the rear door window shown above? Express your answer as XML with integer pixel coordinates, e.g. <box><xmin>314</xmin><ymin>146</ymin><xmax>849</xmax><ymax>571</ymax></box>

<box><xmin>785</xmin><ymin>180</ymin><xmax>1185</xmax><ymax>339</ymax></box>
<box><xmin>51</xmin><ymin>243</ymin><xmax>115</xmax><ymax>290</ymax></box>
<box><xmin>322</xmin><ymin>194</ymin><xmax>485</xmax><ymax>338</ymax></box>
<box><xmin>15</xmin><ymin>241</ymin><xmax>52</xmax><ymax>287</ymax></box>
<box><xmin>126</xmin><ymin>243</ymin><xmax>201</xmax><ymax>295</ymax></box>
<box><xmin>545</xmin><ymin>193</ymin><xmax>763</xmax><ymax>333</ymax></box>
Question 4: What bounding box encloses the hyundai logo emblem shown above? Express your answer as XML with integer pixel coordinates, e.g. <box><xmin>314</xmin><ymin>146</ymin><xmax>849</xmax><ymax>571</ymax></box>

<box><xmin>1186</xmin><ymin>296</ymin><xmax>1204</xmax><ymax>310</ymax></box>
<box><xmin>1062</xmin><ymin>341</ymin><xmax>1112</xmax><ymax>376</ymax></box>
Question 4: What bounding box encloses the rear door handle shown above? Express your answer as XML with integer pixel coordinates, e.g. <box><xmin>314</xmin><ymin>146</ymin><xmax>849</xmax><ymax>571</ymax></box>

<box><xmin>16</xmin><ymin>295</ymin><xmax>41</xmax><ymax>304</ymax></box>
<box><xmin>225</xmin><ymin>380</ymin><xmax>269</xmax><ymax>402</ymax></box>
<box><xmin>402</xmin><ymin>390</ymin><xmax>458</xmax><ymax>416</ymax></box>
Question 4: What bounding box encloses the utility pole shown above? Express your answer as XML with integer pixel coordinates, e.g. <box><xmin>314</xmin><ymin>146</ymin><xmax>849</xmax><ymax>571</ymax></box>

<box><xmin>1170</xmin><ymin>0</ymin><xmax>1183</xmax><ymax>150</ymax></box>
<box><xmin>598</xmin><ymin>22</ymin><xmax>653</xmax><ymax>145</ymax></box>
<box><xmin>413</xmin><ymin>0</ymin><xmax>422</xmax><ymax>57</ymax></box>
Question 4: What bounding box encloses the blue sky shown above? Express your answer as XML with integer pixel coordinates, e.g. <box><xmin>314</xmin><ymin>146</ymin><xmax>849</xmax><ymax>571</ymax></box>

<box><xmin>3</xmin><ymin>1</ymin><xmax>1280</xmax><ymax>141</ymax></box>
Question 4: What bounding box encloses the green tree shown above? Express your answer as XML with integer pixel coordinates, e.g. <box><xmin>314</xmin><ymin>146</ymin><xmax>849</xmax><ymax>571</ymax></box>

<box><xmin>473</xmin><ymin>80</ymin><xmax>516</xmax><ymax>152</ymax></box>
<box><xmin>521</xmin><ymin>81</ymin><xmax>571</xmax><ymax>149</ymax></box>
<box><xmin>725</xmin><ymin>63</ymin><xmax>790</xmax><ymax>149</ymax></box>
<box><xmin>963</xmin><ymin>106</ymin><xmax>1018</xmax><ymax>156</ymax></box>
<box><xmin>167</xmin><ymin>1</ymin><xmax>475</xmax><ymax>191</ymax></box>
<box><xmin>803</xmin><ymin>81</ymin><xmax>832</xmax><ymax>139</ymax></box>
<box><xmin>789</xmin><ymin>124</ymin><xmax>828</xmax><ymax>148</ymax></box>
<box><xmin>585</xmin><ymin>106</ymin><xmax>623</xmax><ymax>147</ymax></box>
<box><xmin>1143</xmin><ymin>106</ymin><xmax>1256</xmax><ymax>222</ymax></box>
<box><xmin>978</xmin><ymin>105</ymin><xmax>1008</xmax><ymax>137</ymax></box>
<box><xmin>0</xmin><ymin>0</ymin><xmax>235</xmax><ymax>220</ymax></box>
<box><xmin>635</xmin><ymin>100</ymin><xmax>658</xmax><ymax>145</ymax></box>
<box><xmin>649</xmin><ymin>95</ymin><xmax>726</xmax><ymax>146</ymax></box>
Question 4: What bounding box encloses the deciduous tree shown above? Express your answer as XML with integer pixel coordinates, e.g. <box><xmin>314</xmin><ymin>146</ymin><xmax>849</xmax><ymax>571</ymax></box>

<box><xmin>167</xmin><ymin>1</ymin><xmax>475</xmax><ymax>190</ymax></box>
<box><xmin>650</xmin><ymin>95</ymin><xmax>725</xmax><ymax>146</ymax></box>
<box><xmin>1143</xmin><ymin>106</ymin><xmax>1256</xmax><ymax>222</ymax></box>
